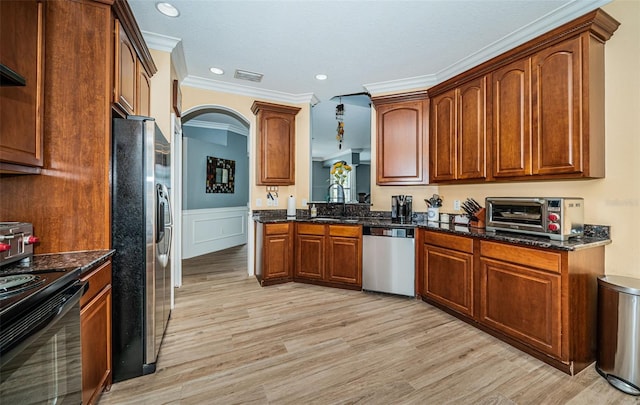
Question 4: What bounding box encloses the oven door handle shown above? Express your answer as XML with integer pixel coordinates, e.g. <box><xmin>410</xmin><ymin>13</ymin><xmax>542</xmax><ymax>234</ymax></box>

<box><xmin>0</xmin><ymin>281</ymin><xmax>87</xmax><ymax>367</ymax></box>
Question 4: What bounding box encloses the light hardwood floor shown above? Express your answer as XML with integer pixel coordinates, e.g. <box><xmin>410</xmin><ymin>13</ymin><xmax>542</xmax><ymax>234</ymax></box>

<box><xmin>99</xmin><ymin>245</ymin><xmax>637</xmax><ymax>405</ymax></box>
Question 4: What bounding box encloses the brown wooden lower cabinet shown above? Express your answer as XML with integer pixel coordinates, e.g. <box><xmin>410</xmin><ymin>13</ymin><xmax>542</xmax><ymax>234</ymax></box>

<box><xmin>417</xmin><ymin>229</ymin><xmax>605</xmax><ymax>375</ymax></box>
<box><xmin>255</xmin><ymin>222</ymin><xmax>294</xmax><ymax>286</ymax></box>
<box><xmin>80</xmin><ymin>260</ymin><xmax>112</xmax><ymax>405</ymax></box>
<box><xmin>420</xmin><ymin>232</ymin><xmax>474</xmax><ymax>317</ymax></box>
<box><xmin>294</xmin><ymin>222</ymin><xmax>362</xmax><ymax>290</ymax></box>
<box><xmin>326</xmin><ymin>225</ymin><xmax>362</xmax><ymax>287</ymax></box>
<box><xmin>479</xmin><ymin>257</ymin><xmax>562</xmax><ymax>358</ymax></box>
<box><xmin>295</xmin><ymin>223</ymin><xmax>325</xmax><ymax>281</ymax></box>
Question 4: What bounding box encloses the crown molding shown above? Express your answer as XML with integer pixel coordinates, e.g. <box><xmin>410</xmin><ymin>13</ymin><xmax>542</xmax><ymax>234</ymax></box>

<box><xmin>434</xmin><ymin>0</ymin><xmax>611</xmax><ymax>83</ymax></box>
<box><xmin>363</xmin><ymin>75</ymin><xmax>436</xmax><ymax>97</ymax></box>
<box><xmin>181</xmin><ymin>75</ymin><xmax>320</xmax><ymax>106</ymax></box>
<box><xmin>142</xmin><ymin>31</ymin><xmax>179</xmax><ymax>52</ymax></box>
<box><xmin>364</xmin><ymin>0</ymin><xmax>611</xmax><ymax>96</ymax></box>
<box><xmin>142</xmin><ymin>31</ymin><xmax>188</xmax><ymax>82</ymax></box>
<box><xmin>182</xmin><ymin>120</ymin><xmax>249</xmax><ymax>137</ymax></box>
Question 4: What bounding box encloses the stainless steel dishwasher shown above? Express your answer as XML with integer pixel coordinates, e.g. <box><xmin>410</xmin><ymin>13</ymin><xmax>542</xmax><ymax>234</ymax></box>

<box><xmin>362</xmin><ymin>226</ymin><xmax>415</xmax><ymax>297</ymax></box>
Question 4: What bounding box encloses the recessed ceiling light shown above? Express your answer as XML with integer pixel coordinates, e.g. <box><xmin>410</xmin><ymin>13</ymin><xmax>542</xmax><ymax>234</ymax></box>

<box><xmin>156</xmin><ymin>2</ymin><xmax>180</xmax><ymax>17</ymax></box>
<box><xmin>315</xmin><ymin>74</ymin><xmax>328</xmax><ymax>81</ymax></box>
<box><xmin>209</xmin><ymin>67</ymin><xmax>224</xmax><ymax>75</ymax></box>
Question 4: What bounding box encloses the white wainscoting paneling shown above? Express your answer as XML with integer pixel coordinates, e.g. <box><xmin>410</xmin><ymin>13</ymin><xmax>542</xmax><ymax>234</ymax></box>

<box><xmin>182</xmin><ymin>207</ymin><xmax>248</xmax><ymax>259</ymax></box>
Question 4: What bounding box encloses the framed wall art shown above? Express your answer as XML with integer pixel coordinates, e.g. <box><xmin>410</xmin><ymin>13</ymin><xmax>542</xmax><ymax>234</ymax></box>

<box><xmin>206</xmin><ymin>156</ymin><xmax>235</xmax><ymax>193</ymax></box>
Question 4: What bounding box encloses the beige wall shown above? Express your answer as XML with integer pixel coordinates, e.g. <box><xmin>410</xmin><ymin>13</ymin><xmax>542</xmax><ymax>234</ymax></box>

<box><xmin>149</xmin><ymin>49</ymin><xmax>172</xmax><ymax>141</ymax></box>
<box><xmin>180</xmin><ymin>86</ymin><xmax>311</xmax><ymax>210</ymax></box>
<box><xmin>371</xmin><ymin>0</ymin><xmax>640</xmax><ymax>277</ymax></box>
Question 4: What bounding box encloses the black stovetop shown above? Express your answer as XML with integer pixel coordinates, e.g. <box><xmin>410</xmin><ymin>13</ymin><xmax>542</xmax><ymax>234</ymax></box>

<box><xmin>0</xmin><ymin>265</ymin><xmax>81</xmax><ymax>325</ymax></box>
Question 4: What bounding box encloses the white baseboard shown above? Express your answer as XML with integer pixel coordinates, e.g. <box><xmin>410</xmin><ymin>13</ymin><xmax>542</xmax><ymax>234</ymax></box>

<box><xmin>182</xmin><ymin>207</ymin><xmax>248</xmax><ymax>259</ymax></box>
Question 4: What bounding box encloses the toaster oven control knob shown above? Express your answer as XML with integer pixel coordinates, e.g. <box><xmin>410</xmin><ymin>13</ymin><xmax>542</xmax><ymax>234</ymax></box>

<box><xmin>548</xmin><ymin>223</ymin><xmax>560</xmax><ymax>232</ymax></box>
<box><xmin>0</xmin><ymin>243</ymin><xmax>10</xmax><ymax>252</ymax></box>
<box><xmin>24</xmin><ymin>235</ymin><xmax>40</xmax><ymax>245</ymax></box>
<box><xmin>548</xmin><ymin>213</ymin><xmax>560</xmax><ymax>222</ymax></box>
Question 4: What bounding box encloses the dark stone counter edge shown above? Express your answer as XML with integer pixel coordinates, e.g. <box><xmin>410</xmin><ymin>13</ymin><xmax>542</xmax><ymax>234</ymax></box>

<box><xmin>253</xmin><ymin>216</ymin><xmax>611</xmax><ymax>252</ymax></box>
<box><xmin>4</xmin><ymin>249</ymin><xmax>116</xmax><ymax>277</ymax></box>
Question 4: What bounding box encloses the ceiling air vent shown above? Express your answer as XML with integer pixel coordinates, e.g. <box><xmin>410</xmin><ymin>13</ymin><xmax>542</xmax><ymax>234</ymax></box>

<box><xmin>234</xmin><ymin>69</ymin><xmax>263</xmax><ymax>82</ymax></box>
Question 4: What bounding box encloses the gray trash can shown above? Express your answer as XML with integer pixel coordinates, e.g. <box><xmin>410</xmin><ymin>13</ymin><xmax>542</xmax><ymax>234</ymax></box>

<box><xmin>597</xmin><ymin>275</ymin><xmax>640</xmax><ymax>395</ymax></box>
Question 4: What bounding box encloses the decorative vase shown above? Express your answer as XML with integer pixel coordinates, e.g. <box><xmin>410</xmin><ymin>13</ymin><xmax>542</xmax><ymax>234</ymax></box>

<box><xmin>327</xmin><ymin>183</ymin><xmax>345</xmax><ymax>203</ymax></box>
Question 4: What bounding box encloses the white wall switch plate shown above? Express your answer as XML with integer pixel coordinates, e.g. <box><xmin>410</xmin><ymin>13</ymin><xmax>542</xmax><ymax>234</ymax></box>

<box><xmin>302</xmin><ymin>198</ymin><xmax>308</xmax><ymax>207</ymax></box>
<box><xmin>453</xmin><ymin>200</ymin><xmax>461</xmax><ymax>210</ymax></box>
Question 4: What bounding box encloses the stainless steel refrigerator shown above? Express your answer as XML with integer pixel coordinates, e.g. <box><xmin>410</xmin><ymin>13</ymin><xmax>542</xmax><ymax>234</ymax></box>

<box><xmin>111</xmin><ymin>116</ymin><xmax>172</xmax><ymax>382</ymax></box>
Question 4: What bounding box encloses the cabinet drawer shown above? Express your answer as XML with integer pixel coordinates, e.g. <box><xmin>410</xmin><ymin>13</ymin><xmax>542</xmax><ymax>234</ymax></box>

<box><xmin>265</xmin><ymin>223</ymin><xmax>290</xmax><ymax>235</ymax></box>
<box><xmin>80</xmin><ymin>261</ymin><xmax>112</xmax><ymax>308</ymax></box>
<box><xmin>329</xmin><ymin>225</ymin><xmax>361</xmax><ymax>238</ymax></box>
<box><xmin>480</xmin><ymin>241</ymin><xmax>561</xmax><ymax>273</ymax></box>
<box><xmin>425</xmin><ymin>231</ymin><xmax>473</xmax><ymax>253</ymax></box>
<box><xmin>297</xmin><ymin>223</ymin><xmax>325</xmax><ymax>236</ymax></box>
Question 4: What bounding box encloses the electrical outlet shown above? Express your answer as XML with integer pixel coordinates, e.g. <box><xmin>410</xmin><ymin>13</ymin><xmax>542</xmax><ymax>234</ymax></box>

<box><xmin>256</xmin><ymin>198</ymin><xmax>262</xmax><ymax>207</ymax></box>
<box><xmin>302</xmin><ymin>198</ymin><xmax>308</xmax><ymax>207</ymax></box>
<box><xmin>267</xmin><ymin>199</ymin><xmax>273</xmax><ymax>207</ymax></box>
<box><xmin>453</xmin><ymin>200</ymin><xmax>461</xmax><ymax>211</ymax></box>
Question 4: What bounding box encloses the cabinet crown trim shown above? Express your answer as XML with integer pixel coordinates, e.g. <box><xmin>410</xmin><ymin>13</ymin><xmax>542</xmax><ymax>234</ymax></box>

<box><xmin>371</xmin><ymin>90</ymin><xmax>429</xmax><ymax>107</ymax></box>
<box><xmin>251</xmin><ymin>101</ymin><xmax>301</xmax><ymax>116</ymax></box>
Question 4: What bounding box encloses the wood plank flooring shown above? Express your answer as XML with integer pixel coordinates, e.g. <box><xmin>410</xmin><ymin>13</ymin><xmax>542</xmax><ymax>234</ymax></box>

<box><xmin>99</xmin><ymin>245</ymin><xmax>638</xmax><ymax>404</ymax></box>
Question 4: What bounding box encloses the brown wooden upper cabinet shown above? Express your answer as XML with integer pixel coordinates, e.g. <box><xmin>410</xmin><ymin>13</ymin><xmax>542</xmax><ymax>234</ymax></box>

<box><xmin>251</xmin><ymin>101</ymin><xmax>301</xmax><ymax>185</ymax></box>
<box><xmin>136</xmin><ymin>60</ymin><xmax>151</xmax><ymax>117</ymax></box>
<box><xmin>114</xmin><ymin>19</ymin><xmax>136</xmax><ymax>116</ymax></box>
<box><xmin>430</xmin><ymin>77</ymin><xmax>487</xmax><ymax>183</ymax></box>
<box><xmin>114</xmin><ymin>18</ymin><xmax>153</xmax><ymax>117</ymax></box>
<box><xmin>427</xmin><ymin>9</ymin><xmax>618</xmax><ymax>183</ymax></box>
<box><xmin>493</xmin><ymin>35</ymin><xmax>607</xmax><ymax>179</ymax></box>
<box><xmin>492</xmin><ymin>58</ymin><xmax>532</xmax><ymax>178</ymax></box>
<box><xmin>372</xmin><ymin>91</ymin><xmax>429</xmax><ymax>185</ymax></box>
<box><xmin>0</xmin><ymin>0</ymin><xmax>45</xmax><ymax>174</ymax></box>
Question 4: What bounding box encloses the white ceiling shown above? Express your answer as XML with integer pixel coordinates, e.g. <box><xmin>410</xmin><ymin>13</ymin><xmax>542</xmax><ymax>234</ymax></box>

<box><xmin>128</xmin><ymin>0</ymin><xmax>609</xmax><ymax>160</ymax></box>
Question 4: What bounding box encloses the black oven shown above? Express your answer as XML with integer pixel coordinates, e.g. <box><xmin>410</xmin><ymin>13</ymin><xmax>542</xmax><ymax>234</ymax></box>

<box><xmin>0</xmin><ymin>280</ymin><xmax>85</xmax><ymax>404</ymax></box>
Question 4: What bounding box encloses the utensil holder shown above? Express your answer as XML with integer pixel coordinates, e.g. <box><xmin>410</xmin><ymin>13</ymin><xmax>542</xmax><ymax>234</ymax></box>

<box><xmin>427</xmin><ymin>207</ymin><xmax>439</xmax><ymax>222</ymax></box>
<box><xmin>470</xmin><ymin>208</ymin><xmax>486</xmax><ymax>228</ymax></box>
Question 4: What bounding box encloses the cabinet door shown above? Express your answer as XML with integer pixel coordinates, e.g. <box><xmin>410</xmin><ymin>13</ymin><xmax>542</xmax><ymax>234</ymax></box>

<box><xmin>0</xmin><ymin>0</ymin><xmax>44</xmax><ymax>171</ymax></box>
<box><xmin>252</xmin><ymin>102</ymin><xmax>300</xmax><ymax>185</ymax></box>
<box><xmin>423</xmin><ymin>244</ymin><xmax>474</xmax><ymax>317</ymax></box>
<box><xmin>429</xmin><ymin>90</ymin><xmax>457</xmax><ymax>182</ymax></box>
<box><xmin>81</xmin><ymin>286</ymin><xmax>112</xmax><ymax>405</ymax></box>
<box><xmin>136</xmin><ymin>61</ymin><xmax>151</xmax><ymax>117</ymax></box>
<box><xmin>264</xmin><ymin>233</ymin><xmax>293</xmax><ymax>280</ymax></box>
<box><xmin>531</xmin><ymin>36</ymin><xmax>582</xmax><ymax>175</ymax></box>
<box><xmin>458</xmin><ymin>77</ymin><xmax>487</xmax><ymax>180</ymax></box>
<box><xmin>295</xmin><ymin>234</ymin><xmax>325</xmax><ymax>280</ymax></box>
<box><xmin>480</xmin><ymin>257</ymin><xmax>561</xmax><ymax>358</ymax></box>
<box><xmin>327</xmin><ymin>236</ymin><xmax>361</xmax><ymax>286</ymax></box>
<box><xmin>114</xmin><ymin>20</ymin><xmax>136</xmax><ymax>116</ymax></box>
<box><xmin>375</xmin><ymin>100</ymin><xmax>428</xmax><ymax>185</ymax></box>
<box><xmin>492</xmin><ymin>58</ymin><xmax>532</xmax><ymax>178</ymax></box>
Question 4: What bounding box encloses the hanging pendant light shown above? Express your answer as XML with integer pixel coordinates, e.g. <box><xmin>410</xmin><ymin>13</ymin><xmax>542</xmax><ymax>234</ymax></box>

<box><xmin>336</xmin><ymin>98</ymin><xmax>345</xmax><ymax>149</ymax></box>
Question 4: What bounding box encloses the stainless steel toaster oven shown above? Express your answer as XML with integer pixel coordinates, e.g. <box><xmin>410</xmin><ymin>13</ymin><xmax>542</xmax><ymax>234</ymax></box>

<box><xmin>485</xmin><ymin>197</ymin><xmax>584</xmax><ymax>240</ymax></box>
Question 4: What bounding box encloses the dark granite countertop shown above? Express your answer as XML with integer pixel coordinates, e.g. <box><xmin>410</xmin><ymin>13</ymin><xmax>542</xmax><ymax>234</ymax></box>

<box><xmin>254</xmin><ymin>214</ymin><xmax>610</xmax><ymax>251</ymax></box>
<box><xmin>2</xmin><ymin>249</ymin><xmax>115</xmax><ymax>277</ymax></box>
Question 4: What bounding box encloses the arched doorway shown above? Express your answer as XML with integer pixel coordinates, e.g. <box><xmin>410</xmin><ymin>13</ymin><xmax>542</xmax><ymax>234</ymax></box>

<box><xmin>174</xmin><ymin>105</ymin><xmax>251</xmax><ymax>287</ymax></box>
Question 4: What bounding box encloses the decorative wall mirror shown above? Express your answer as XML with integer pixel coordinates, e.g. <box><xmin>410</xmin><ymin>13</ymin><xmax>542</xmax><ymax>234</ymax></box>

<box><xmin>206</xmin><ymin>156</ymin><xmax>235</xmax><ymax>193</ymax></box>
